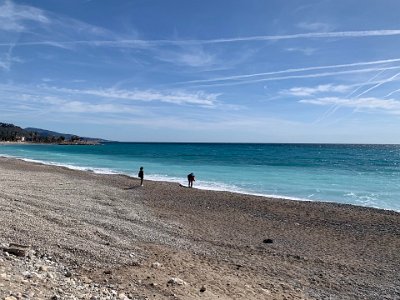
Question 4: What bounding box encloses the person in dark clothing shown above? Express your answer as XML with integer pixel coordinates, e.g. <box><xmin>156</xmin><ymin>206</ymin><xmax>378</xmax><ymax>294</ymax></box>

<box><xmin>138</xmin><ymin>167</ymin><xmax>144</xmax><ymax>186</ymax></box>
<box><xmin>187</xmin><ymin>172</ymin><xmax>195</xmax><ymax>188</ymax></box>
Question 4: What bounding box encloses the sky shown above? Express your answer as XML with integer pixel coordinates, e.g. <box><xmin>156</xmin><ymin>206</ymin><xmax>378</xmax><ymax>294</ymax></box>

<box><xmin>1</xmin><ymin>0</ymin><xmax>400</xmax><ymax>143</ymax></box>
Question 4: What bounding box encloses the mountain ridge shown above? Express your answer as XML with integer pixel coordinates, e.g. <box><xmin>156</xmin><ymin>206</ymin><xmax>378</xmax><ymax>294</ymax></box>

<box><xmin>0</xmin><ymin>122</ymin><xmax>107</xmax><ymax>142</ymax></box>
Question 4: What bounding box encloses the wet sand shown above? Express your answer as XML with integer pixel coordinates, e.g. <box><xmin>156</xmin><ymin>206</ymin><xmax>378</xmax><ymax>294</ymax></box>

<box><xmin>0</xmin><ymin>157</ymin><xmax>399</xmax><ymax>299</ymax></box>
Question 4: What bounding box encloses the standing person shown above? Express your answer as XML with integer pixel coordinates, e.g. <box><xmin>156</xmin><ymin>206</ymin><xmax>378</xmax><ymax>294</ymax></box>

<box><xmin>138</xmin><ymin>167</ymin><xmax>144</xmax><ymax>186</ymax></box>
<box><xmin>187</xmin><ymin>173</ymin><xmax>195</xmax><ymax>188</ymax></box>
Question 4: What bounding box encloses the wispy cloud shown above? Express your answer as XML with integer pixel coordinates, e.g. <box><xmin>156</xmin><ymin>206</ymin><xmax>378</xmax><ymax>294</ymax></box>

<box><xmin>52</xmin><ymin>99</ymin><xmax>138</xmax><ymax>114</ymax></box>
<box><xmin>297</xmin><ymin>22</ymin><xmax>334</xmax><ymax>32</ymax></box>
<box><xmin>42</xmin><ymin>86</ymin><xmax>220</xmax><ymax>107</ymax></box>
<box><xmin>285</xmin><ymin>47</ymin><xmax>316</xmax><ymax>56</ymax></box>
<box><xmin>0</xmin><ymin>0</ymin><xmax>50</xmax><ymax>32</ymax></box>
<box><xmin>300</xmin><ymin>97</ymin><xmax>400</xmax><ymax>114</ymax></box>
<box><xmin>0</xmin><ymin>82</ymin><xmax>220</xmax><ymax>108</ymax></box>
<box><xmin>0</xmin><ymin>43</ymin><xmax>22</xmax><ymax>71</ymax></box>
<box><xmin>284</xmin><ymin>84</ymin><xmax>351</xmax><ymax>96</ymax></box>
<box><xmin>155</xmin><ymin>46</ymin><xmax>217</xmax><ymax>67</ymax></box>
<box><xmin>0</xmin><ymin>0</ymin><xmax>116</xmax><ymax>50</ymax></box>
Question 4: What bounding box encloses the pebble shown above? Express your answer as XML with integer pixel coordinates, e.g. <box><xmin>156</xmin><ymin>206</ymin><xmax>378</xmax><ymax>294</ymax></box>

<box><xmin>0</xmin><ymin>242</ymin><xmax>139</xmax><ymax>300</ymax></box>
<box><xmin>167</xmin><ymin>277</ymin><xmax>187</xmax><ymax>286</ymax></box>
<box><xmin>263</xmin><ymin>239</ymin><xmax>274</xmax><ymax>244</ymax></box>
<box><xmin>151</xmin><ymin>262</ymin><xmax>162</xmax><ymax>269</ymax></box>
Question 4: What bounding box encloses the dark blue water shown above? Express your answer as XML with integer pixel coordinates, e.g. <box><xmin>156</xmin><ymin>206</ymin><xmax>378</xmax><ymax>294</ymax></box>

<box><xmin>1</xmin><ymin>143</ymin><xmax>399</xmax><ymax>211</ymax></box>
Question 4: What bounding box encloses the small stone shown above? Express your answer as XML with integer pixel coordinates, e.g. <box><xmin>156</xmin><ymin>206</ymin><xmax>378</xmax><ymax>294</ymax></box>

<box><xmin>65</xmin><ymin>270</ymin><xmax>72</xmax><ymax>277</ymax></box>
<box><xmin>167</xmin><ymin>277</ymin><xmax>187</xmax><ymax>286</ymax></box>
<box><xmin>38</xmin><ymin>265</ymin><xmax>49</xmax><ymax>272</ymax></box>
<box><xmin>22</xmin><ymin>271</ymin><xmax>32</xmax><ymax>278</ymax></box>
<box><xmin>4</xmin><ymin>248</ymin><xmax>27</xmax><ymax>257</ymax></box>
<box><xmin>151</xmin><ymin>262</ymin><xmax>162</xmax><ymax>269</ymax></box>
<box><xmin>5</xmin><ymin>296</ymin><xmax>18</xmax><ymax>300</ymax></box>
<box><xmin>104</xmin><ymin>270</ymin><xmax>112</xmax><ymax>275</ymax></box>
<box><xmin>81</xmin><ymin>276</ymin><xmax>92</xmax><ymax>284</ymax></box>
<box><xmin>200</xmin><ymin>285</ymin><xmax>206</xmax><ymax>292</ymax></box>
<box><xmin>118</xmin><ymin>293</ymin><xmax>129</xmax><ymax>299</ymax></box>
<box><xmin>263</xmin><ymin>239</ymin><xmax>274</xmax><ymax>244</ymax></box>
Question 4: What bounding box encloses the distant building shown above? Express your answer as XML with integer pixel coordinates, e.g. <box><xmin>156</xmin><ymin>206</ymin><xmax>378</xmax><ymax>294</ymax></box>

<box><xmin>15</xmin><ymin>136</ymin><xmax>26</xmax><ymax>142</ymax></box>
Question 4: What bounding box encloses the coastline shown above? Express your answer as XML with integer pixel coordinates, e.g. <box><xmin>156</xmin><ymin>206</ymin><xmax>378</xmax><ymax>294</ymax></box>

<box><xmin>0</xmin><ymin>152</ymin><xmax>398</xmax><ymax>213</ymax></box>
<box><xmin>1</xmin><ymin>156</ymin><xmax>399</xmax><ymax>299</ymax></box>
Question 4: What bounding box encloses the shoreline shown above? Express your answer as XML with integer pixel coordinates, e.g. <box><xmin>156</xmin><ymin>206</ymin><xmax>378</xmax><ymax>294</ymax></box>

<box><xmin>0</xmin><ymin>154</ymin><xmax>399</xmax><ymax>213</ymax></box>
<box><xmin>1</xmin><ymin>157</ymin><xmax>399</xmax><ymax>299</ymax></box>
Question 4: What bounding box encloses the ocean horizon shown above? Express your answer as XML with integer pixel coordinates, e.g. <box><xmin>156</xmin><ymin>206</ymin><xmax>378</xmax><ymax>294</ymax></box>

<box><xmin>1</xmin><ymin>142</ymin><xmax>399</xmax><ymax>212</ymax></box>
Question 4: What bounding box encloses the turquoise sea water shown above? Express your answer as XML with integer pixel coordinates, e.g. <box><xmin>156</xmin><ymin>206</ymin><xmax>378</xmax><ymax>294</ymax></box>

<box><xmin>0</xmin><ymin>143</ymin><xmax>399</xmax><ymax>212</ymax></box>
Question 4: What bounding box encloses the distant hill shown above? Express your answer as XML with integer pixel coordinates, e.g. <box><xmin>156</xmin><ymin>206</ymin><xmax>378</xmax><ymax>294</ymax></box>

<box><xmin>0</xmin><ymin>123</ymin><xmax>28</xmax><ymax>141</ymax></box>
<box><xmin>0</xmin><ymin>122</ymin><xmax>108</xmax><ymax>143</ymax></box>
<box><xmin>24</xmin><ymin>127</ymin><xmax>73</xmax><ymax>140</ymax></box>
<box><xmin>25</xmin><ymin>127</ymin><xmax>108</xmax><ymax>142</ymax></box>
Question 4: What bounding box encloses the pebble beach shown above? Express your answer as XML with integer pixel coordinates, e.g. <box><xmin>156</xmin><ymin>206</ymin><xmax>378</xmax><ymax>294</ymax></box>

<box><xmin>0</xmin><ymin>157</ymin><xmax>399</xmax><ymax>299</ymax></box>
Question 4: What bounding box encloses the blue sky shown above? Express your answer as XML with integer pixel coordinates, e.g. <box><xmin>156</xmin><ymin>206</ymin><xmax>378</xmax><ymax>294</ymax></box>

<box><xmin>1</xmin><ymin>0</ymin><xmax>400</xmax><ymax>143</ymax></box>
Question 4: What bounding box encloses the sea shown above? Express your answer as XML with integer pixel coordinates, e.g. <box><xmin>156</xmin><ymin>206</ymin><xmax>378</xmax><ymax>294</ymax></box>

<box><xmin>0</xmin><ymin>143</ymin><xmax>399</xmax><ymax>212</ymax></box>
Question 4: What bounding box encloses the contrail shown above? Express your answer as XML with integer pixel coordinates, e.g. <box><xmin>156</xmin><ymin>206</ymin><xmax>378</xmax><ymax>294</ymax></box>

<box><xmin>314</xmin><ymin>69</ymin><xmax>389</xmax><ymax>123</ymax></box>
<box><xmin>354</xmin><ymin>71</ymin><xmax>400</xmax><ymax>99</ymax></box>
<box><xmin>199</xmin><ymin>29</ymin><xmax>400</xmax><ymax>44</ymax></box>
<box><xmin>345</xmin><ymin>69</ymin><xmax>387</xmax><ymax>98</ymax></box>
<box><xmin>384</xmin><ymin>88</ymin><xmax>400</xmax><ymax>98</ymax></box>
<box><xmin>1</xmin><ymin>29</ymin><xmax>400</xmax><ymax>48</ymax></box>
<box><xmin>189</xmin><ymin>65</ymin><xmax>400</xmax><ymax>88</ymax></box>
<box><xmin>313</xmin><ymin>70</ymin><xmax>400</xmax><ymax>124</ymax></box>
<box><xmin>182</xmin><ymin>58</ymin><xmax>400</xmax><ymax>84</ymax></box>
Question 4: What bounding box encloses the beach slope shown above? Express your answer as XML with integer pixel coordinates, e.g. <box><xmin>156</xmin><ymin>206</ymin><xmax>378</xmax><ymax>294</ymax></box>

<box><xmin>0</xmin><ymin>157</ymin><xmax>399</xmax><ymax>299</ymax></box>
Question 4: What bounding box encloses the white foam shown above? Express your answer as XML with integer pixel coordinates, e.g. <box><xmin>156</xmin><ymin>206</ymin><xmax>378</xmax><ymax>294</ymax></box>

<box><xmin>1</xmin><ymin>154</ymin><xmax>399</xmax><ymax>212</ymax></box>
<box><xmin>0</xmin><ymin>155</ymin><xmax>119</xmax><ymax>175</ymax></box>
<box><xmin>145</xmin><ymin>173</ymin><xmax>311</xmax><ymax>201</ymax></box>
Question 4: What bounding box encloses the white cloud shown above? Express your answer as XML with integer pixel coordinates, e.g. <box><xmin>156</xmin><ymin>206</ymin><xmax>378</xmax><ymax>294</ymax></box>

<box><xmin>86</xmin><ymin>88</ymin><xmax>219</xmax><ymax>106</ymax></box>
<box><xmin>0</xmin><ymin>83</ymin><xmax>220</xmax><ymax>108</ymax></box>
<box><xmin>284</xmin><ymin>84</ymin><xmax>352</xmax><ymax>96</ymax></box>
<box><xmin>43</xmin><ymin>86</ymin><xmax>220</xmax><ymax>107</ymax></box>
<box><xmin>0</xmin><ymin>0</ymin><xmax>116</xmax><ymax>51</ymax></box>
<box><xmin>156</xmin><ymin>47</ymin><xmax>217</xmax><ymax>67</ymax></box>
<box><xmin>19</xmin><ymin>95</ymin><xmax>138</xmax><ymax>114</ymax></box>
<box><xmin>0</xmin><ymin>0</ymin><xmax>50</xmax><ymax>32</ymax></box>
<box><xmin>297</xmin><ymin>22</ymin><xmax>333</xmax><ymax>32</ymax></box>
<box><xmin>285</xmin><ymin>47</ymin><xmax>316</xmax><ymax>56</ymax></box>
<box><xmin>0</xmin><ymin>43</ymin><xmax>22</xmax><ymax>71</ymax></box>
<box><xmin>300</xmin><ymin>97</ymin><xmax>400</xmax><ymax>114</ymax></box>
<box><xmin>59</xmin><ymin>101</ymin><xmax>137</xmax><ymax>113</ymax></box>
